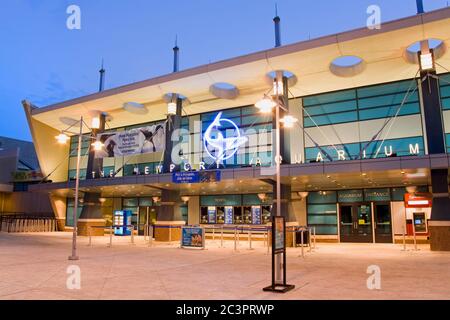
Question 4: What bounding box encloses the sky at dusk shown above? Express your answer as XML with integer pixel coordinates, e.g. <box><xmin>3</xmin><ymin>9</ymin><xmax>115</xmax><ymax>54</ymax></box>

<box><xmin>1</xmin><ymin>0</ymin><xmax>449</xmax><ymax>141</ymax></box>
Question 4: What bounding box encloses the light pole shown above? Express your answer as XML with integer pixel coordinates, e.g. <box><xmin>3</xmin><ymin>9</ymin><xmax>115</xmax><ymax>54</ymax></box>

<box><xmin>255</xmin><ymin>75</ymin><xmax>297</xmax><ymax>285</ymax></box>
<box><xmin>56</xmin><ymin>116</ymin><xmax>104</xmax><ymax>261</ymax></box>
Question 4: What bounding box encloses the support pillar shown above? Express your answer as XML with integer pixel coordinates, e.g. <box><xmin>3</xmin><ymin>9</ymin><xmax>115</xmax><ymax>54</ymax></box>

<box><xmin>419</xmin><ymin>65</ymin><xmax>450</xmax><ymax>250</ymax></box>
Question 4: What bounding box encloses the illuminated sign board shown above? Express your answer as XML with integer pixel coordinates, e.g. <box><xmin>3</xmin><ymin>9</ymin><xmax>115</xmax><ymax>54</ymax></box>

<box><xmin>203</xmin><ymin>112</ymin><xmax>248</xmax><ymax>163</ymax></box>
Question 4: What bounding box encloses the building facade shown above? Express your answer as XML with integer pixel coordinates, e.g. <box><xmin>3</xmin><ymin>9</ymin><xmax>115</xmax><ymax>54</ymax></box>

<box><xmin>24</xmin><ymin>8</ymin><xmax>450</xmax><ymax>249</ymax></box>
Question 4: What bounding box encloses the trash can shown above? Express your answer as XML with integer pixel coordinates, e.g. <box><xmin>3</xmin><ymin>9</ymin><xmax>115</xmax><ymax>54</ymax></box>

<box><xmin>295</xmin><ymin>228</ymin><xmax>310</xmax><ymax>246</ymax></box>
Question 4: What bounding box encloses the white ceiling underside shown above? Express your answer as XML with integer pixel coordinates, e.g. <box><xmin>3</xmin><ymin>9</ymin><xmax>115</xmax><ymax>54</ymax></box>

<box><xmin>32</xmin><ymin>9</ymin><xmax>450</xmax><ymax>134</ymax></box>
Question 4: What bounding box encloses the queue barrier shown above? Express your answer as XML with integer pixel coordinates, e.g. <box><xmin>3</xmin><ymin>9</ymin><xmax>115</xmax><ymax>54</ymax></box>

<box><xmin>0</xmin><ymin>215</ymin><xmax>57</xmax><ymax>233</ymax></box>
<box><xmin>87</xmin><ymin>224</ymin><xmax>135</xmax><ymax>247</ymax></box>
<box><xmin>200</xmin><ymin>224</ymin><xmax>316</xmax><ymax>254</ymax></box>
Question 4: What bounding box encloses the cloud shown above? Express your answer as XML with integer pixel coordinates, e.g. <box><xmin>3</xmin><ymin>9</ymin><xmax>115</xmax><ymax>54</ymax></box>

<box><xmin>26</xmin><ymin>72</ymin><xmax>89</xmax><ymax>107</ymax></box>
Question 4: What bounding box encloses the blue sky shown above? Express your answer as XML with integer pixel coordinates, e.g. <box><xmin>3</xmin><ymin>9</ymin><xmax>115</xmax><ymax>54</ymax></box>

<box><xmin>0</xmin><ymin>0</ymin><xmax>448</xmax><ymax>141</ymax></box>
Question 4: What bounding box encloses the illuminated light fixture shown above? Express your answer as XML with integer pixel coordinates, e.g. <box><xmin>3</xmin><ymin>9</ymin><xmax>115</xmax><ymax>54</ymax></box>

<box><xmin>406</xmin><ymin>186</ymin><xmax>417</xmax><ymax>194</ymax></box>
<box><xmin>280</xmin><ymin>115</ymin><xmax>298</xmax><ymax>128</ymax></box>
<box><xmin>297</xmin><ymin>191</ymin><xmax>309</xmax><ymax>199</ymax></box>
<box><xmin>401</xmin><ymin>170</ymin><xmax>406</xmax><ymax>174</ymax></box>
<box><xmin>99</xmin><ymin>197</ymin><xmax>107</xmax><ymax>203</ymax></box>
<box><xmin>152</xmin><ymin>196</ymin><xmax>161</xmax><ymax>203</ymax></box>
<box><xmin>91</xmin><ymin>140</ymin><xmax>104</xmax><ymax>151</ymax></box>
<box><xmin>419</xmin><ymin>51</ymin><xmax>435</xmax><ymax>71</ymax></box>
<box><xmin>167</xmin><ymin>102</ymin><xmax>177</xmax><ymax>115</ymax></box>
<box><xmin>91</xmin><ymin>116</ymin><xmax>101</xmax><ymax>129</ymax></box>
<box><xmin>255</xmin><ymin>95</ymin><xmax>276</xmax><ymax>113</ymax></box>
<box><xmin>272</xmin><ymin>80</ymin><xmax>284</xmax><ymax>96</ymax></box>
<box><xmin>361</xmin><ymin>173</ymin><xmax>367</xmax><ymax>176</ymax></box>
<box><xmin>56</xmin><ymin>133</ymin><xmax>69</xmax><ymax>144</ymax></box>
<box><xmin>408</xmin><ymin>200</ymin><xmax>430</xmax><ymax>206</ymax></box>
<box><xmin>257</xmin><ymin>193</ymin><xmax>267</xmax><ymax>201</ymax></box>
<box><xmin>181</xmin><ymin>196</ymin><xmax>190</xmax><ymax>203</ymax></box>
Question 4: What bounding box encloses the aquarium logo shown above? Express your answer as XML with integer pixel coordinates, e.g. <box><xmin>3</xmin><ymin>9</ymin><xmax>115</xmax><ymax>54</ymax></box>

<box><xmin>203</xmin><ymin>112</ymin><xmax>247</xmax><ymax>162</ymax></box>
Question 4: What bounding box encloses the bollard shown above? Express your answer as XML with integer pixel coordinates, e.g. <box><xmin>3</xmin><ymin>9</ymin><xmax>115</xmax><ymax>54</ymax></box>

<box><xmin>169</xmin><ymin>226</ymin><xmax>172</xmax><ymax>242</ymax></box>
<box><xmin>220</xmin><ymin>226</ymin><xmax>223</xmax><ymax>248</ymax></box>
<box><xmin>212</xmin><ymin>226</ymin><xmax>215</xmax><ymax>241</ymax></box>
<box><xmin>248</xmin><ymin>227</ymin><xmax>253</xmax><ymax>250</ymax></box>
<box><xmin>108</xmin><ymin>225</ymin><xmax>113</xmax><ymax>248</ymax></box>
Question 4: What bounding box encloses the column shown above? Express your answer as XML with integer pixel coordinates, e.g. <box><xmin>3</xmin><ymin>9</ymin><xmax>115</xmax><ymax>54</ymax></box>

<box><xmin>420</xmin><ymin>68</ymin><xmax>450</xmax><ymax>251</ymax></box>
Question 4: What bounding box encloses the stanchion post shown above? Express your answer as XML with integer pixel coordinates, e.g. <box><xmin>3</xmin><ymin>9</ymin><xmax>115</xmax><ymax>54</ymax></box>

<box><xmin>108</xmin><ymin>225</ymin><xmax>113</xmax><ymax>248</ymax></box>
<box><xmin>220</xmin><ymin>226</ymin><xmax>223</xmax><ymax>248</ymax></box>
<box><xmin>234</xmin><ymin>227</ymin><xmax>237</xmax><ymax>251</ymax></box>
<box><xmin>212</xmin><ymin>226</ymin><xmax>215</xmax><ymax>241</ymax></box>
<box><xmin>412</xmin><ymin>222</ymin><xmax>418</xmax><ymax>251</ymax></box>
<box><xmin>300</xmin><ymin>229</ymin><xmax>304</xmax><ymax>258</ymax></box>
<box><xmin>313</xmin><ymin>226</ymin><xmax>316</xmax><ymax>249</ymax></box>
<box><xmin>293</xmin><ymin>227</ymin><xmax>296</xmax><ymax>248</ymax></box>
<box><xmin>248</xmin><ymin>227</ymin><xmax>253</xmax><ymax>250</ymax></box>
<box><xmin>131</xmin><ymin>225</ymin><xmax>135</xmax><ymax>244</ymax></box>
<box><xmin>148</xmin><ymin>225</ymin><xmax>153</xmax><ymax>247</ymax></box>
<box><xmin>266</xmin><ymin>228</ymin><xmax>270</xmax><ymax>254</ymax></box>
<box><xmin>308</xmin><ymin>228</ymin><xmax>312</xmax><ymax>253</ymax></box>
<box><xmin>88</xmin><ymin>227</ymin><xmax>92</xmax><ymax>246</ymax></box>
<box><xmin>402</xmin><ymin>225</ymin><xmax>407</xmax><ymax>251</ymax></box>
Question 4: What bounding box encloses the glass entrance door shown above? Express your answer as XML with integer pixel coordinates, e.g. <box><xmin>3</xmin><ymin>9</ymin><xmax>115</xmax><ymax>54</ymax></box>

<box><xmin>374</xmin><ymin>203</ymin><xmax>393</xmax><ymax>243</ymax></box>
<box><xmin>138</xmin><ymin>206</ymin><xmax>158</xmax><ymax>235</ymax></box>
<box><xmin>339</xmin><ymin>203</ymin><xmax>373</xmax><ymax>243</ymax></box>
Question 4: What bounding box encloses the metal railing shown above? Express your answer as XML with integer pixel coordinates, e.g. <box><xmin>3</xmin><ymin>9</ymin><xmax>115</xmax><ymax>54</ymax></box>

<box><xmin>0</xmin><ymin>214</ymin><xmax>57</xmax><ymax>233</ymax></box>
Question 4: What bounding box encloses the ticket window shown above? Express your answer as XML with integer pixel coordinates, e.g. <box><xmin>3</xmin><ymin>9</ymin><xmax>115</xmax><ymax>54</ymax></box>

<box><xmin>262</xmin><ymin>206</ymin><xmax>272</xmax><ymax>224</ymax></box>
<box><xmin>216</xmin><ymin>207</ymin><xmax>225</xmax><ymax>224</ymax></box>
<box><xmin>234</xmin><ymin>207</ymin><xmax>243</xmax><ymax>224</ymax></box>
<box><xmin>207</xmin><ymin>206</ymin><xmax>216</xmax><ymax>224</ymax></box>
<box><xmin>200</xmin><ymin>207</ymin><xmax>208</xmax><ymax>224</ymax></box>
<box><xmin>243</xmin><ymin>206</ymin><xmax>252</xmax><ymax>224</ymax></box>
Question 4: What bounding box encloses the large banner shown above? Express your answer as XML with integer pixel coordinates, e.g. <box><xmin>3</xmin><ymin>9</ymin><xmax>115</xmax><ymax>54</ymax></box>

<box><xmin>95</xmin><ymin>122</ymin><xmax>165</xmax><ymax>158</ymax></box>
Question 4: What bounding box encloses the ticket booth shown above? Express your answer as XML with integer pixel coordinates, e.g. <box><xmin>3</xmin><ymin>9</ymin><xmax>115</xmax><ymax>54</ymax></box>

<box><xmin>114</xmin><ymin>210</ymin><xmax>132</xmax><ymax>236</ymax></box>
<box><xmin>404</xmin><ymin>193</ymin><xmax>432</xmax><ymax>235</ymax></box>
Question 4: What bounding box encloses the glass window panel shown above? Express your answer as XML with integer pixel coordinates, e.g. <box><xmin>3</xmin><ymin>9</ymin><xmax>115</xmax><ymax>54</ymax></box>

<box><xmin>357</xmin><ymin>80</ymin><xmax>416</xmax><ymax>98</ymax></box>
<box><xmin>359</xmin><ymin>103</ymin><xmax>419</xmax><ymax>120</ymax></box>
<box><xmin>304</xmin><ymin>100</ymin><xmax>357</xmax><ymax>116</ymax></box>
<box><xmin>358</xmin><ymin>93</ymin><xmax>418</xmax><ymax>109</ymax></box>
<box><xmin>304</xmin><ymin>111</ymin><xmax>358</xmax><ymax>127</ymax></box>
<box><xmin>308</xmin><ymin>215</ymin><xmax>337</xmax><ymax>225</ymax></box>
<box><xmin>308</xmin><ymin>191</ymin><xmax>337</xmax><ymax>204</ymax></box>
<box><xmin>307</xmin><ymin>204</ymin><xmax>337</xmax><ymax>214</ymax></box>
<box><xmin>303</xmin><ymin>90</ymin><xmax>356</xmax><ymax>106</ymax></box>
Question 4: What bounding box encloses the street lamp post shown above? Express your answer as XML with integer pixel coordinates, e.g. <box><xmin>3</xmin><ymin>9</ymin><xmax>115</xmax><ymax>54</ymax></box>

<box><xmin>56</xmin><ymin>116</ymin><xmax>104</xmax><ymax>261</ymax></box>
<box><xmin>69</xmin><ymin>116</ymin><xmax>83</xmax><ymax>261</ymax></box>
<box><xmin>256</xmin><ymin>74</ymin><xmax>297</xmax><ymax>287</ymax></box>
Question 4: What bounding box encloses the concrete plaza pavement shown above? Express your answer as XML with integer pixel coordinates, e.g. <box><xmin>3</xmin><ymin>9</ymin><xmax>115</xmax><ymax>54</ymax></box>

<box><xmin>0</xmin><ymin>232</ymin><xmax>449</xmax><ymax>300</ymax></box>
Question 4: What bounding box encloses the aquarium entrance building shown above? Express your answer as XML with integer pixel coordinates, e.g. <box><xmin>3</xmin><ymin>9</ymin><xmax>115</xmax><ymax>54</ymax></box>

<box><xmin>24</xmin><ymin>7</ymin><xmax>450</xmax><ymax>250</ymax></box>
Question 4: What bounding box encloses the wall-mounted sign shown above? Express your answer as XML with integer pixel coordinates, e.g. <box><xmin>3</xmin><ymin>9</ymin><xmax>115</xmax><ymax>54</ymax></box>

<box><xmin>181</xmin><ymin>226</ymin><xmax>205</xmax><ymax>249</ymax></box>
<box><xmin>364</xmin><ymin>188</ymin><xmax>391</xmax><ymax>202</ymax></box>
<box><xmin>338</xmin><ymin>190</ymin><xmax>364</xmax><ymax>203</ymax></box>
<box><xmin>95</xmin><ymin>123</ymin><xmax>165</xmax><ymax>158</ymax></box>
<box><xmin>203</xmin><ymin>112</ymin><xmax>247</xmax><ymax>162</ymax></box>
<box><xmin>172</xmin><ymin>171</ymin><xmax>221</xmax><ymax>184</ymax></box>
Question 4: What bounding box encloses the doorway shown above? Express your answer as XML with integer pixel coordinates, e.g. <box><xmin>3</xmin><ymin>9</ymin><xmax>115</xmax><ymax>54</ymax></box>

<box><xmin>138</xmin><ymin>206</ymin><xmax>158</xmax><ymax>235</ymax></box>
<box><xmin>373</xmin><ymin>203</ymin><xmax>393</xmax><ymax>243</ymax></box>
<box><xmin>339</xmin><ymin>203</ymin><xmax>373</xmax><ymax>243</ymax></box>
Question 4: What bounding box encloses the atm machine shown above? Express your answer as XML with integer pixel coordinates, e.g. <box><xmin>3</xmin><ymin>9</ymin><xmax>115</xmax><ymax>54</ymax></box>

<box><xmin>404</xmin><ymin>193</ymin><xmax>432</xmax><ymax>235</ymax></box>
<box><xmin>114</xmin><ymin>210</ymin><xmax>132</xmax><ymax>236</ymax></box>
